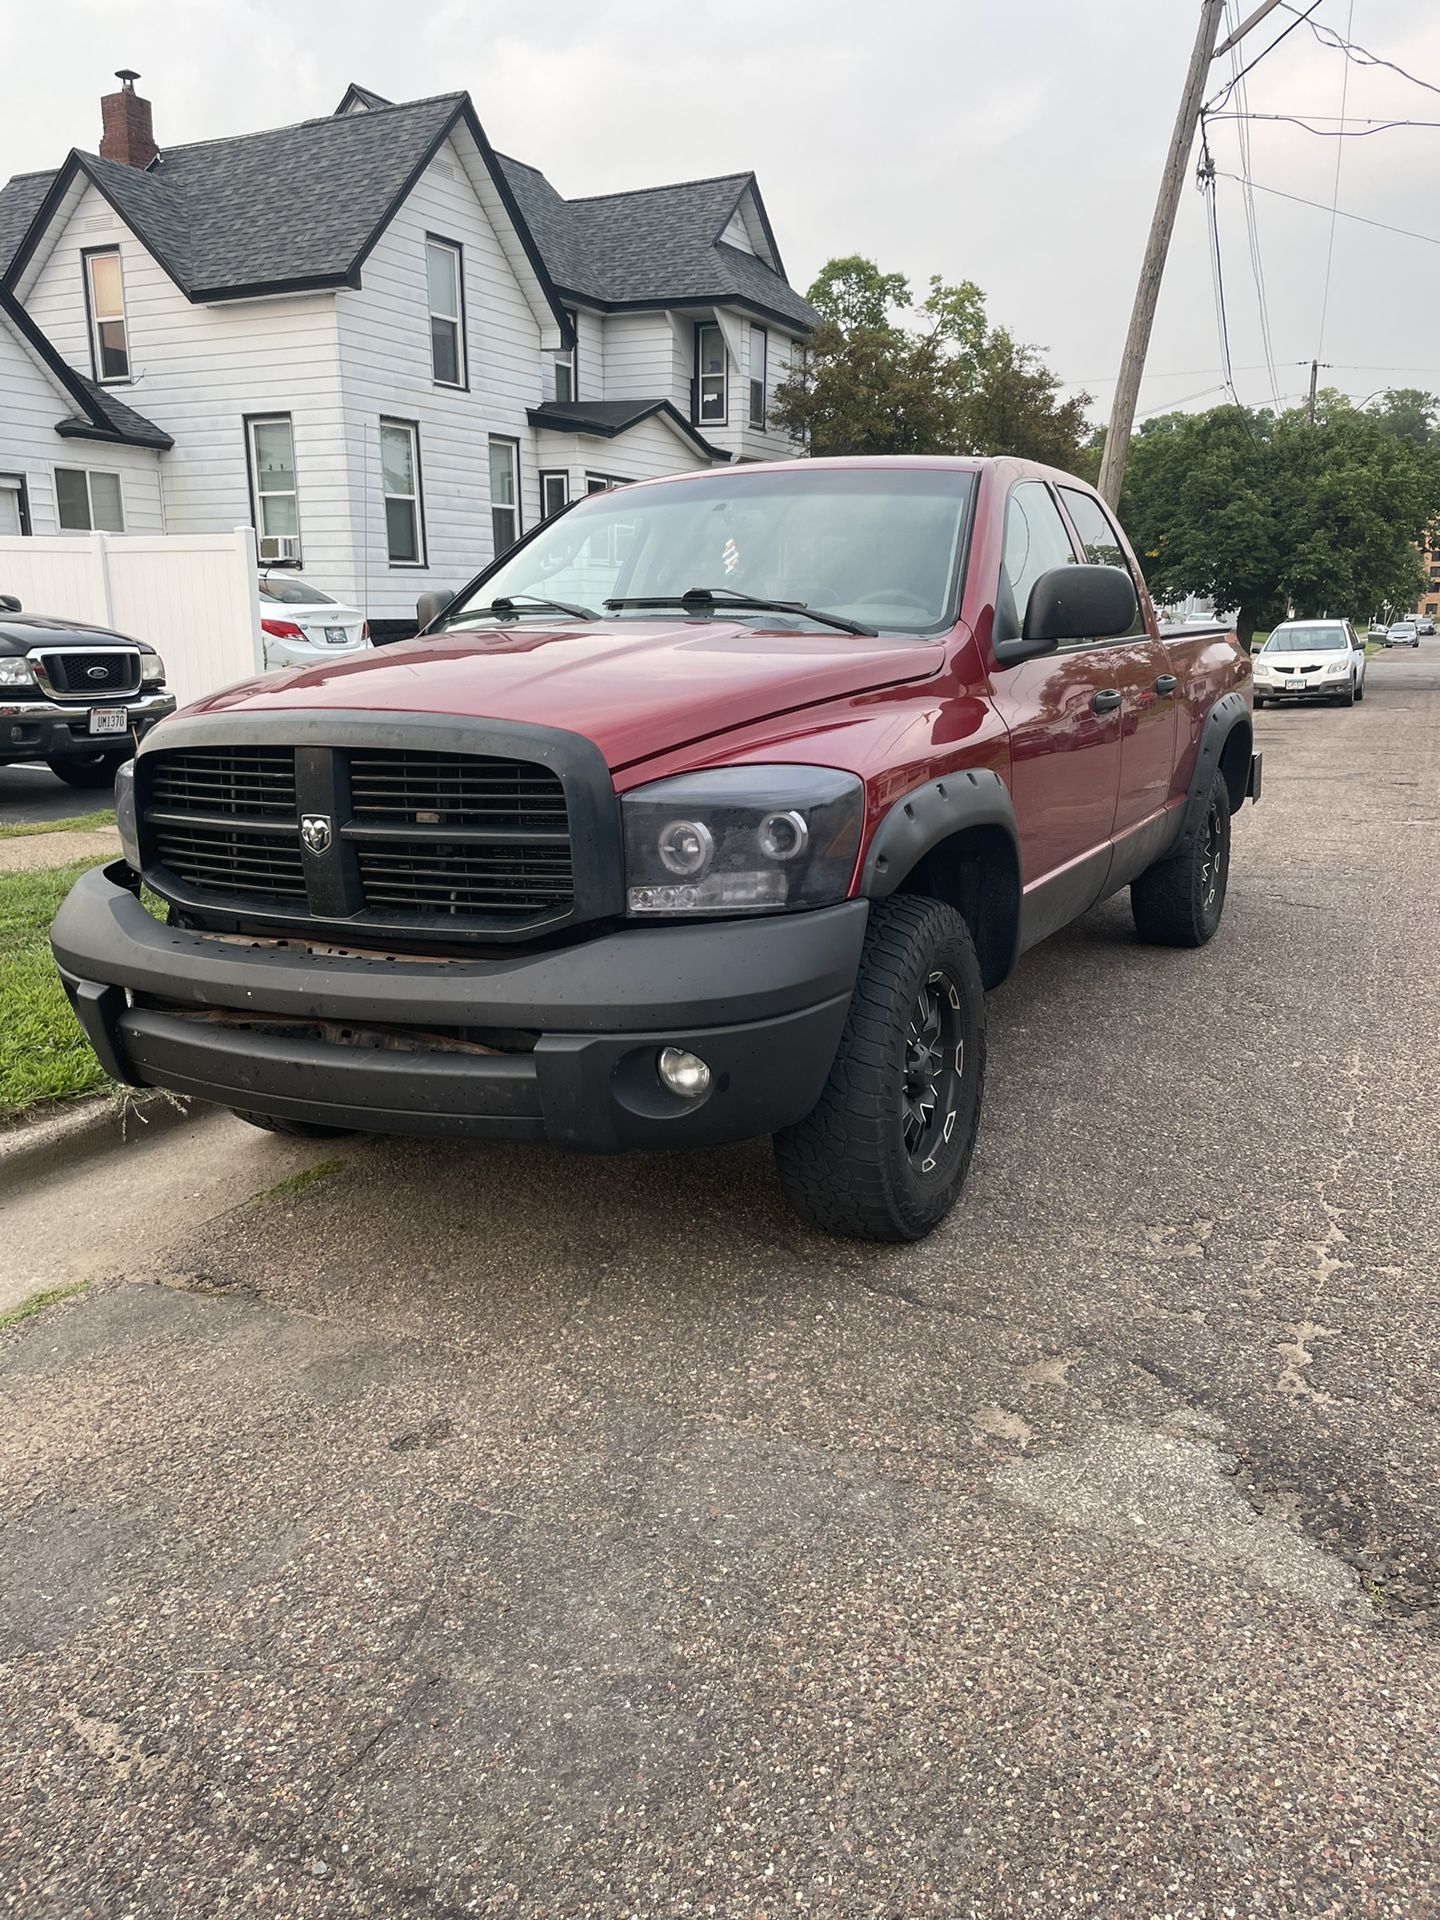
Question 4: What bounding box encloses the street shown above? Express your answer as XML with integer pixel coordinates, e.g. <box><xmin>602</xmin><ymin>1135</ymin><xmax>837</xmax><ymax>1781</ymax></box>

<box><xmin>0</xmin><ymin>762</ymin><xmax>103</xmax><ymax>828</ymax></box>
<box><xmin>3</xmin><ymin>649</ymin><xmax>1438</xmax><ymax>1917</ymax></box>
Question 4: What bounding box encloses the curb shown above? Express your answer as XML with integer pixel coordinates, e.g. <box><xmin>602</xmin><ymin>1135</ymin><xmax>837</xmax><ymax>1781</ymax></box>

<box><xmin>0</xmin><ymin>1088</ymin><xmax>195</xmax><ymax>1186</ymax></box>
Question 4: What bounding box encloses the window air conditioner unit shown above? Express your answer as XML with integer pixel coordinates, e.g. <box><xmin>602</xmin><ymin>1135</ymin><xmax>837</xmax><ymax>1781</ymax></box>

<box><xmin>259</xmin><ymin>534</ymin><xmax>300</xmax><ymax>563</ymax></box>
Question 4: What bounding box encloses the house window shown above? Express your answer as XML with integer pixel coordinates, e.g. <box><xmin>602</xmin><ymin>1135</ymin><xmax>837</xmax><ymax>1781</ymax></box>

<box><xmin>55</xmin><ymin>467</ymin><xmax>124</xmax><ymax>533</ymax></box>
<box><xmin>540</xmin><ymin>471</ymin><xmax>570</xmax><ymax>519</ymax></box>
<box><xmin>585</xmin><ymin>474</ymin><xmax>631</xmax><ymax>493</ymax></box>
<box><xmin>696</xmin><ymin>323</ymin><xmax>727</xmax><ymax>424</ymax></box>
<box><xmin>489</xmin><ymin>438</ymin><xmax>521</xmax><ymax>555</ymax></box>
<box><xmin>380</xmin><ymin>420</ymin><xmax>425</xmax><ymax>565</ymax></box>
<box><xmin>246</xmin><ymin>415</ymin><xmax>301</xmax><ymax>561</ymax></box>
<box><xmin>554</xmin><ymin>309</ymin><xmax>578</xmax><ymax>404</ymax></box>
<box><xmin>426</xmin><ymin>238</ymin><xmax>465</xmax><ymax>388</ymax></box>
<box><xmin>0</xmin><ymin>473</ymin><xmax>30</xmax><ymax>537</ymax></box>
<box><xmin>749</xmin><ymin>325</ymin><xmax>768</xmax><ymax>428</ymax></box>
<box><xmin>84</xmin><ymin>249</ymin><xmax>129</xmax><ymax>382</ymax></box>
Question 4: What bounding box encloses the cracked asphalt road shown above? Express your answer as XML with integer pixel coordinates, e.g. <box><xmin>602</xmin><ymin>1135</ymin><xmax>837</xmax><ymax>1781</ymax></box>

<box><xmin>3</xmin><ymin>651</ymin><xmax>1439</xmax><ymax>1917</ymax></box>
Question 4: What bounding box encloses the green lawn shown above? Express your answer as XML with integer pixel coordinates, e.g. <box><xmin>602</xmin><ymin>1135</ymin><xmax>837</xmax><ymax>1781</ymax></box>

<box><xmin>0</xmin><ymin>859</ymin><xmax>114</xmax><ymax>1116</ymax></box>
<box><xmin>0</xmin><ymin>809</ymin><xmax>115</xmax><ymax>840</ymax></box>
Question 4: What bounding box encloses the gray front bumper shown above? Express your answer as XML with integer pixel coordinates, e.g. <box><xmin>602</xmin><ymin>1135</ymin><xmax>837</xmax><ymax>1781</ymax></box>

<box><xmin>51</xmin><ymin>863</ymin><xmax>868</xmax><ymax>1152</ymax></box>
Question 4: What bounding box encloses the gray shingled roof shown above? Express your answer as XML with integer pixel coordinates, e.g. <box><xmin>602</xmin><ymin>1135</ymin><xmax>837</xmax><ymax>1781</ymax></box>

<box><xmin>498</xmin><ymin>159</ymin><xmax>817</xmax><ymax>331</ymax></box>
<box><xmin>63</xmin><ymin>376</ymin><xmax>174</xmax><ymax>449</ymax></box>
<box><xmin>528</xmin><ymin>398</ymin><xmax>728</xmax><ymax>461</ymax></box>
<box><xmin>0</xmin><ymin>171</ymin><xmax>57</xmax><ymax>276</ymax></box>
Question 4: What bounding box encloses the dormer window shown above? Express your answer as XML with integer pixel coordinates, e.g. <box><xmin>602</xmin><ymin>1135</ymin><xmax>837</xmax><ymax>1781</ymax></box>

<box><xmin>84</xmin><ymin>248</ymin><xmax>130</xmax><ymax>382</ymax></box>
<box><xmin>554</xmin><ymin>309</ymin><xmax>578</xmax><ymax>403</ymax></box>
<box><xmin>425</xmin><ymin>237</ymin><xmax>465</xmax><ymax>388</ymax></box>
<box><xmin>696</xmin><ymin>323</ymin><xmax>727</xmax><ymax>425</ymax></box>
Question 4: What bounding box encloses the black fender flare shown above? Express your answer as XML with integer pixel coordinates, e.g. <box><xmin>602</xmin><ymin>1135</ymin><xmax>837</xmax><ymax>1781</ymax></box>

<box><xmin>859</xmin><ymin>767</ymin><xmax>1023</xmax><ymax>987</ymax></box>
<box><xmin>1173</xmin><ymin>691</ymin><xmax>1252</xmax><ymax>852</ymax></box>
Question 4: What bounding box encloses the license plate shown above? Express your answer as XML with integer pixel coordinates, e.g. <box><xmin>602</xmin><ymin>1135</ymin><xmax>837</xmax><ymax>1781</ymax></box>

<box><xmin>88</xmin><ymin>707</ymin><xmax>128</xmax><ymax>736</ymax></box>
<box><xmin>324</xmin><ymin>627</ymin><xmax>349</xmax><ymax>645</ymax></box>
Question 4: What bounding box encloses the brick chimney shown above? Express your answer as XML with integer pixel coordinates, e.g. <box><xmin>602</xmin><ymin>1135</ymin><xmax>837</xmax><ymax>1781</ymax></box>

<box><xmin>100</xmin><ymin>70</ymin><xmax>158</xmax><ymax>168</ymax></box>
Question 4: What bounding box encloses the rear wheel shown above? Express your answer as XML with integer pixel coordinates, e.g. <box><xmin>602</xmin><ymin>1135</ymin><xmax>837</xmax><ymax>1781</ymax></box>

<box><xmin>47</xmin><ymin>748</ymin><xmax>130</xmax><ymax>790</ymax></box>
<box><xmin>1131</xmin><ymin>770</ymin><xmax>1232</xmax><ymax>949</ymax></box>
<box><xmin>232</xmin><ymin>1110</ymin><xmax>352</xmax><ymax>1139</ymax></box>
<box><xmin>774</xmin><ymin>896</ymin><xmax>986</xmax><ymax>1241</ymax></box>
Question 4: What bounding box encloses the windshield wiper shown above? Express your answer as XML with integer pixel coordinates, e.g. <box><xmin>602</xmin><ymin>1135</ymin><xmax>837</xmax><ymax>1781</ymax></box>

<box><xmin>604</xmin><ymin>586</ymin><xmax>878</xmax><ymax>637</ymax></box>
<box><xmin>438</xmin><ymin>593</ymin><xmax>597</xmax><ymax>626</ymax></box>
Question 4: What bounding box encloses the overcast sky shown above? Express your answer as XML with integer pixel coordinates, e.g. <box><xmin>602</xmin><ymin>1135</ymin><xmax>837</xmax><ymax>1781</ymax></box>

<box><xmin>4</xmin><ymin>0</ymin><xmax>1439</xmax><ymax>428</ymax></box>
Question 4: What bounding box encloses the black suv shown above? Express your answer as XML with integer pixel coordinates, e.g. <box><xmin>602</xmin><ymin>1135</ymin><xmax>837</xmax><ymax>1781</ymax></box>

<box><xmin>0</xmin><ymin>593</ymin><xmax>174</xmax><ymax>789</ymax></box>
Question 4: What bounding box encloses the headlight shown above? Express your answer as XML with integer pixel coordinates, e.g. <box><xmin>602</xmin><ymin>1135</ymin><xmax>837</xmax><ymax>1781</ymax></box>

<box><xmin>622</xmin><ymin>765</ymin><xmax>863</xmax><ymax>916</ymax></box>
<box><xmin>139</xmin><ymin>651</ymin><xmax>166</xmax><ymax>688</ymax></box>
<box><xmin>115</xmin><ymin>759</ymin><xmax>140</xmax><ymax>867</ymax></box>
<box><xmin>1325</xmin><ymin>658</ymin><xmax>1349</xmax><ymax>676</ymax></box>
<box><xmin>0</xmin><ymin>656</ymin><xmax>37</xmax><ymax>688</ymax></box>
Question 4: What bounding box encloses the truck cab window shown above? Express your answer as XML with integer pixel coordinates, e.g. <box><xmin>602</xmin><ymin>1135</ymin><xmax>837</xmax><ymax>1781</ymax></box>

<box><xmin>1000</xmin><ymin>482</ymin><xmax>1076</xmax><ymax>638</ymax></box>
<box><xmin>1058</xmin><ymin>487</ymin><xmax>1145</xmax><ymax>637</ymax></box>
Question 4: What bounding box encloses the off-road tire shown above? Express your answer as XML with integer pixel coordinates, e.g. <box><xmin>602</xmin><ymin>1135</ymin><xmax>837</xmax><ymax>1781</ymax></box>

<box><xmin>47</xmin><ymin>749</ymin><xmax>130</xmax><ymax>790</ymax></box>
<box><xmin>774</xmin><ymin>895</ymin><xmax>986</xmax><ymax>1241</ymax></box>
<box><xmin>1131</xmin><ymin>769</ymin><xmax>1231</xmax><ymax>948</ymax></box>
<box><xmin>232</xmin><ymin>1110</ymin><xmax>352</xmax><ymax>1139</ymax></box>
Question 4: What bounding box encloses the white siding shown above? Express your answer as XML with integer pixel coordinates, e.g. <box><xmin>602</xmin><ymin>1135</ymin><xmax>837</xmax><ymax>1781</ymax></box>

<box><xmin>719</xmin><ymin>211</ymin><xmax>755</xmax><ymax>255</ymax></box>
<box><xmin>0</xmin><ymin>315</ymin><xmax>164</xmax><ymax>537</ymax></box>
<box><xmin>23</xmin><ymin>183</ymin><xmax>350</xmax><ymax>576</ymax></box>
<box><xmin>602</xmin><ymin>313</ymin><xmax>689</xmax><ymax>409</ymax></box>
<box><xmin>334</xmin><ymin>137</ymin><xmax>547</xmax><ymax>622</ymax></box>
<box><xmin>530</xmin><ymin>413</ymin><xmax>712</xmax><ymax>513</ymax></box>
<box><xmin>731</xmin><ymin>324</ymin><xmax>800</xmax><ymax>463</ymax></box>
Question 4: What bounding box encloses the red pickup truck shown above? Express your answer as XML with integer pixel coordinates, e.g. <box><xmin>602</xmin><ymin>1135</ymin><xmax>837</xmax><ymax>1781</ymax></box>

<box><xmin>52</xmin><ymin>457</ymin><xmax>1258</xmax><ymax>1240</ymax></box>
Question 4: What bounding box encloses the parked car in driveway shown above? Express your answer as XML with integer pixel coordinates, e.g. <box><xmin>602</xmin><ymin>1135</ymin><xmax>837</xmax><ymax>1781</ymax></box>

<box><xmin>1252</xmin><ymin>620</ymin><xmax>1366</xmax><ymax>706</ymax></box>
<box><xmin>54</xmin><ymin>456</ymin><xmax>1260</xmax><ymax>1241</ymax></box>
<box><xmin>258</xmin><ymin>575</ymin><xmax>369</xmax><ymax>671</ymax></box>
<box><xmin>1385</xmin><ymin>620</ymin><xmax>1420</xmax><ymax>649</ymax></box>
<box><xmin>0</xmin><ymin>594</ymin><xmax>174</xmax><ymax>787</ymax></box>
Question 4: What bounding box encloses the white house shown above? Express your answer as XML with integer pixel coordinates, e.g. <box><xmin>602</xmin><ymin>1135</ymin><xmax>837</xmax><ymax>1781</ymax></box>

<box><xmin>0</xmin><ymin>74</ymin><xmax>816</xmax><ymax>634</ymax></box>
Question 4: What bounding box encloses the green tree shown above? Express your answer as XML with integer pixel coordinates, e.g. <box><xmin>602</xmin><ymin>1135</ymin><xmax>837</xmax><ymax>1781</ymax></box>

<box><xmin>1119</xmin><ymin>393</ymin><xmax>1440</xmax><ymax>647</ymax></box>
<box><xmin>770</xmin><ymin>255</ymin><xmax>1090</xmax><ymax>466</ymax></box>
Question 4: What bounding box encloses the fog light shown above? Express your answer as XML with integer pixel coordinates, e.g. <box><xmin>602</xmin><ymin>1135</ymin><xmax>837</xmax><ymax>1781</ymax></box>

<box><xmin>657</xmin><ymin>1046</ymin><xmax>712</xmax><ymax>1099</ymax></box>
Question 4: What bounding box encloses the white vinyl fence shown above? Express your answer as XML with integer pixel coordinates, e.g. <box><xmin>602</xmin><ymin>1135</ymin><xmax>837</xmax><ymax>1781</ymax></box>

<box><xmin>0</xmin><ymin>527</ymin><xmax>263</xmax><ymax>710</ymax></box>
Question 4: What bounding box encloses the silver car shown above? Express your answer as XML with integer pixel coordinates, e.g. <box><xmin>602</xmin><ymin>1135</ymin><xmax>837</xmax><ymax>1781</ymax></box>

<box><xmin>1252</xmin><ymin>620</ymin><xmax>1366</xmax><ymax>707</ymax></box>
<box><xmin>1385</xmin><ymin>621</ymin><xmax>1420</xmax><ymax>649</ymax></box>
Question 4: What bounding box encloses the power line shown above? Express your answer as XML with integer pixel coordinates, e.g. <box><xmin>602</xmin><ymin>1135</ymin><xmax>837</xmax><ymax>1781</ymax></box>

<box><xmin>1316</xmin><ymin>0</ymin><xmax>1355</xmax><ymax>362</ymax></box>
<box><xmin>1205</xmin><ymin>0</ymin><xmax>1325</xmax><ymax>111</ymax></box>
<box><xmin>1208</xmin><ymin>111</ymin><xmax>1440</xmax><ymax>135</ymax></box>
<box><xmin>1280</xmin><ymin>4</ymin><xmax>1440</xmax><ymax>103</ymax></box>
<box><xmin>1213</xmin><ymin>170</ymin><xmax>1440</xmax><ymax>250</ymax></box>
<box><xmin>1221</xmin><ymin>2</ymin><xmax>1282</xmax><ymax>404</ymax></box>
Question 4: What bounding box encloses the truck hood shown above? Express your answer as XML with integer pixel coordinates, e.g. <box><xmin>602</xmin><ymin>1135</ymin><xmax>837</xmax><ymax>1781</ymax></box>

<box><xmin>187</xmin><ymin>619</ymin><xmax>945</xmax><ymax>769</ymax></box>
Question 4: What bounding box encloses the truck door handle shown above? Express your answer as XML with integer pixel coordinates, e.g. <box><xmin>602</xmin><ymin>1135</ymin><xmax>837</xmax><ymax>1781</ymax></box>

<box><xmin>1091</xmin><ymin>688</ymin><xmax>1122</xmax><ymax>714</ymax></box>
<box><xmin>1154</xmin><ymin>674</ymin><xmax>1178</xmax><ymax>696</ymax></box>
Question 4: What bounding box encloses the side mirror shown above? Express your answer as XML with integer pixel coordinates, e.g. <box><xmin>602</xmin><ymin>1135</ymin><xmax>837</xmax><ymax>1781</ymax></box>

<box><xmin>991</xmin><ymin>565</ymin><xmax>1138</xmax><ymax>665</ymax></box>
<box><xmin>415</xmin><ymin>588</ymin><xmax>457</xmax><ymax>632</ymax></box>
<box><xmin>0</xmin><ymin>593</ymin><xmax>21</xmax><ymax>614</ymax></box>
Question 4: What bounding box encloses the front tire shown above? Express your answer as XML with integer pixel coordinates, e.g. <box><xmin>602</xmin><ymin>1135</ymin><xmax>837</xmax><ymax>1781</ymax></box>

<box><xmin>47</xmin><ymin>748</ymin><xmax>130</xmax><ymax>790</ymax></box>
<box><xmin>1131</xmin><ymin>770</ymin><xmax>1232</xmax><ymax>948</ymax></box>
<box><xmin>774</xmin><ymin>896</ymin><xmax>986</xmax><ymax>1241</ymax></box>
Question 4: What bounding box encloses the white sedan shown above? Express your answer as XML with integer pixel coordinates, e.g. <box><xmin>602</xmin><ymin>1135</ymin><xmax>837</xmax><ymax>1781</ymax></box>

<box><xmin>1252</xmin><ymin>620</ymin><xmax>1366</xmax><ymax>708</ymax></box>
<box><xmin>257</xmin><ymin>575</ymin><xmax>370</xmax><ymax>670</ymax></box>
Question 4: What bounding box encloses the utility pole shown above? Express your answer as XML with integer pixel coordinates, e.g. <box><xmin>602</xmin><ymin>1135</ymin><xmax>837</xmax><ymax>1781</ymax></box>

<box><xmin>1097</xmin><ymin>0</ymin><xmax>1289</xmax><ymax>508</ymax></box>
<box><xmin>1307</xmin><ymin>358</ymin><xmax>1319</xmax><ymax>424</ymax></box>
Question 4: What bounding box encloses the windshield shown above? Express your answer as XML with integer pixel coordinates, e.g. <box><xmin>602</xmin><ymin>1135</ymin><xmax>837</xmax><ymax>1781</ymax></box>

<box><xmin>437</xmin><ymin>468</ymin><xmax>976</xmax><ymax>636</ymax></box>
<box><xmin>259</xmin><ymin>577</ymin><xmax>338</xmax><ymax>607</ymax></box>
<box><xmin>1265</xmin><ymin>626</ymin><xmax>1347</xmax><ymax>652</ymax></box>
